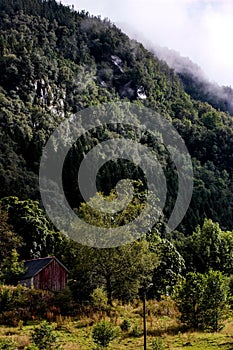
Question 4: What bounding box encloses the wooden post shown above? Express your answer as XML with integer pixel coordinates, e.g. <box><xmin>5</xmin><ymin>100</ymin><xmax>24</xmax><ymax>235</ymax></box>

<box><xmin>143</xmin><ymin>290</ymin><xmax>147</xmax><ymax>350</ymax></box>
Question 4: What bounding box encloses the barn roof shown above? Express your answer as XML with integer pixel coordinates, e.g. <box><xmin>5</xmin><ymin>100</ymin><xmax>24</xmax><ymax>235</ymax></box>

<box><xmin>20</xmin><ymin>256</ymin><xmax>68</xmax><ymax>280</ymax></box>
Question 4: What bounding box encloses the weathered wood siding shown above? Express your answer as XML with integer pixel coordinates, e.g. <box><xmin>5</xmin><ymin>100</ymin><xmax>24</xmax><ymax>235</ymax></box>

<box><xmin>33</xmin><ymin>260</ymin><xmax>67</xmax><ymax>291</ymax></box>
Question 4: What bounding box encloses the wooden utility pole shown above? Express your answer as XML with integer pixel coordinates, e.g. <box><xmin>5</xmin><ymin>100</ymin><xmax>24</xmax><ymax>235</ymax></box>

<box><xmin>143</xmin><ymin>290</ymin><xmax>147</xmax><ymax>350</ymax></box>
<box><xmin>143</xmin><ymin>282</ymin><xmax>153</xmax><ymax>350</ymax></box>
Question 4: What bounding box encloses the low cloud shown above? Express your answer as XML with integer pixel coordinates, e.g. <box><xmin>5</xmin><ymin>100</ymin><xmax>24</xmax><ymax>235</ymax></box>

<box><xmin>61</xmin><ymin>0</ymin><xmax>233</xmax><ymax>87</ymax></box>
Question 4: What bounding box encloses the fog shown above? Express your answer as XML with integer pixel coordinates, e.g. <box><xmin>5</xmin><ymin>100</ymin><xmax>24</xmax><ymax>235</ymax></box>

<box><xmin>60</xmin><ymin>0</ymin><xmax>233</xmax><ymax>88</ymax></box>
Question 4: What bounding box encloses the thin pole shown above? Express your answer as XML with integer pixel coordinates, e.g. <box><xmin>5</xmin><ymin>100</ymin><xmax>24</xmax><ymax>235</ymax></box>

<box><xmin>143</xmin><ymin>291</ymin><xmax>147</xmax><ymax>350</ymax></box>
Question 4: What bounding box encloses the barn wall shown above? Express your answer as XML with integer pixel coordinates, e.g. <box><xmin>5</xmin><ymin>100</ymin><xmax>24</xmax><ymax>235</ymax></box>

<box><xmin>34</xmin><ymin>260</ymin><xmax>67</xmax><ymax>291</ymax></box>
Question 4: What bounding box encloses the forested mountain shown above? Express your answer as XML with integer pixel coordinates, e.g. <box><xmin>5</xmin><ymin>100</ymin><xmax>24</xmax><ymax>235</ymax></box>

<box><xmin>154</xmin><ymin>46</ymin><xmax>233</xmax><ymax>115</ymax></box>
<box><xmin>1</xmin><ymin>0</ymin><xmax>233</xmax><ymax>322</ymax></box>
<box><xmin>0</xmin><ymin>0</ymin><xmax>232</xmax><ymax>253</ymax></box>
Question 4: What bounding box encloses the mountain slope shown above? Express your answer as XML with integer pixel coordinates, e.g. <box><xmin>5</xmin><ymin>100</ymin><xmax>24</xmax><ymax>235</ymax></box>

<box><xmin>0</xmin><ymin>0</ymin><xmax>232</xmax><ymax>234</ymax></box>
<box><xmin>154</xmin><ymin>46</ymin><xmax>233</xmax><ymax>115</ymax></box>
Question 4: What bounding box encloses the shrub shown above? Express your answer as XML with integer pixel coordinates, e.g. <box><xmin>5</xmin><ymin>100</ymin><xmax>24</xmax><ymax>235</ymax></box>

<box><xmin>151</xmin><ymin>337</ymin><xmax>165</xmax><ymax>350</ymax></box>
<box><xmin>0</xmin><ymin>338</ymin><xmax>17</xmax><ymax>350</ymax></box>
<box><xmin>0</xmin><ymin>285</ymin><xmax>55</xmax><ymax>324</ymax></box>
<box><xmin>228</xmin><ymin>275</ymin><xmax>233</xmax><ymax>308</ymax></box>
<box><xmin>175</xmin><ymin>270</ymin><xmax>229</xmax><ymax>331</ymax></box>
<box><xmin>90</xmin><ymin>287</ymin><xmax>108</xmax><ymax>310</ymax></box>
<box><xmin>120</xmin><ymin>319</ymin><xmax>131</xmax><ymax>332</ymax></box>
<box><xmin>30</xmin><ymin>321</ymin><xmax>60</xmax><ymax>350</ymax></box>
<box><xmin>0</xmin><ymin>310</ymin><xmax>22</xmax><ymax>327</ymax></box>
<box><xmin>130</xmin><ymin>323</ymin><xmax>143</xmax><ymax>337</ymax></box>
<box><xmin>92</xmin><ymin>321</ymin><xmax>117</xmax><ymax>348</ymax></box>
<box><xmin>201</xmin><ymin>271</ymin><xmax>229</xmax><ymax>331</ymax></box>
<box><xmin>25</xmin><ymin>345</ymin><xmax>39</xmax><ymax>350</ymax></box>
<box><xmin>53</xmin><ymin>287</ymin><xmax>74</xmax><ymax>315</ymax></box>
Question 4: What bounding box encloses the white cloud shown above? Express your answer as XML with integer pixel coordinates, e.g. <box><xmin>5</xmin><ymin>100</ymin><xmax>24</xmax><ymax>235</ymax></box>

<box><xmin>61</xmin><ymin>0</ymin><xmax>233</xmax><ymax>87</ymax></box>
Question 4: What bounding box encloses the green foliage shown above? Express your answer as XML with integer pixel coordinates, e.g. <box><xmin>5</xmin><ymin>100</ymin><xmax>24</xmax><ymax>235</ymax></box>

<box><xmin>148</xmin><ymin>235</ymin><xmax>185</xmax><ymax>299</ymax></box>
<box><xmin>0</xmin><ymin>196</ymin><xmax>66</xmax><ymax>259</ymax></box>
<box><xmin>0</xmin><ymin>0</ymin><xmax>232</xmax><ymax>237</ymax></box>
<box><xmin>69</xmin><ymin>237</ymin><xmax>157</xmax><ymax>305</ymax></box>
<box><xmin>175</xmin><ymin>271</ymin><xmax>205</xmax><ymax>329</ymax></box>
<box><xmin>151</xmin><ymin>337</ymin><xmax>165</xmax><ymax>350</ymax></box>
<box><xmin>0</xmin><ymin>249</ymin><xmax>25</xmax><ymax>284</ymax></box>
<box><xmin>183</xmin><ymin>219</ymin><xmax>233</xmax><ymax>273</ymax></box>
<box><xmin>201</xmin><ymin>271</ymin><xmax>229</xmax><ymax>331</ymax></box>
<box><xmin>67</xmin><ymin>187</ymin><xmax>158</xmax><ymax>304</ymax></box>
<box><xmin>30</xmin><ymin>321</ymin><xmax>60</xmax><ymax>350</ymax></box>
<box><xmin>92</xmin><ymin>321</ymin><xmax>117</xmax><ymax>349</ymax></box>
<box><xmin>120</xmin><ymin>319</ymin><xmax>131</xmax><ymax>332</ymax></box>
<box><xmin>175</xmin><ymin>270</ymin><xmax>229</xmax><ymax>331</ymax></box>
<box><xmin>227</xmin><ymin>275</ymin><xmax>233</xmax><ymax>308</ymax></box>
<box><xmin>25</xmin><ymin>345</ymin><xmax>39</xmax><ymax>350</ymax></box>
<box><xmin>90</xmin><ymin>287</ymin><xmax>108</xmax><ymax>310</ymax></box>
<box><xmin>53</xmin><ymin>287</ymin><xmax>74</xmax><ymax>315</ymax></box>
<box><xmin>0</xmin><ymin>0</ymin><xmax>232</xmax><ymax>317</ymax></box>
<box><xmin>130</xmin><ymin>322</ymin><xmax>143</xmax><ymax>337</ymax></box>
<box><xmin>0</xmin><ymin>208</ymin><xmax>22</xmax><ymax>266</ymax></box>
<box><xmin>0</xmin><ymin>285</ymin><xmax>54</xmax><ymax>325</ymax></box>
<box><xmin>0</xmin><ymin>338</ymin><xmax>17</xmax><ymax>350</ymax></box>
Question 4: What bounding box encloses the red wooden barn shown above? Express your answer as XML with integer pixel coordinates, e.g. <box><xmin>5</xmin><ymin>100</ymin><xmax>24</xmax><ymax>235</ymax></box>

<box><xmin>19</xmin><ymin>256</ymin><xmax>68</xmax><ymax>292</ymax></box>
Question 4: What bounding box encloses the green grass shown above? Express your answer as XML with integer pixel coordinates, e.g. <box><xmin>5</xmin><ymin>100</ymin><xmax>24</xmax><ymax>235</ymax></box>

<box><xmin>2</xmin><ymin>325</ymin><xmax>233</xmax><ymax>350</ymax></box>
<box><xmin>1</xmin><ymin>300</ymin><xmax>233</xmax><ymax>349</ymax></box>
<box><xmin>1</xmin><ymin>322</ymin><xmax>233</xmax><ymax>349</ymax></box>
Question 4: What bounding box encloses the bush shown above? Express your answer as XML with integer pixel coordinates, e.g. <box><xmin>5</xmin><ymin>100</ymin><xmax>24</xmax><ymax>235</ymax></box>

<box><xmin>90</xmin><ymin>287</ymin><xmax>108</xmax><ymax>310</ymax></box>
<box><xmin>0</xmin><ymin>338</ymin><xmax>17</xmax><ymax>350</ymax></box>
<box><xmin>201</xmin><ymin>271</ymin><xmax>229</xmax><ymax>331</ymax></box>
<box><xmin>30</xmin><ymin>321</ymin><xmax>60</xmax><ymax>350</ymax></box>
<box><xmin>53</xmin><ymin>287</ymin><xmax>74</xmax><ymax>315</ymax></box>
<box><xmin>120</xmin><ymin>319</ymin><xmax>131</xmax><ymax>332</ymax></box>
<box><xmin>25</xmin><ymin>345</ymin><xmax>39</xmax><ymax>350</ymax></box>
<box><xmin>0</xmin><ymin>310</ymin><xmax>24</xmax><ymax>327</ymax></box>
<box><xmin>0</xmin><ymin>285</ymin><xmax>55</xmax><ymax>325</ymax></box>
<box><xmin>151</xmin><ymin>337</ymin><xmax>165</xmax><ymax>350</ymax></box>
<box><xmin>92</xmin><ymin>321</ymin><xmax>117</xmax><ymax>348</ymax></box>
<box><xmin>130</xmin><ymin>323</ymin><xmax>143</xmax><ymax>337</ymax></box>
<box><xmin>175</xmin><ymin>270</ymin><xmax>229</xmax><ymax>331</ymax></box>
<box><xmin>228</xmin><ymin>275</ymin><xmax>233</xmax><ymax>308</ymax></box>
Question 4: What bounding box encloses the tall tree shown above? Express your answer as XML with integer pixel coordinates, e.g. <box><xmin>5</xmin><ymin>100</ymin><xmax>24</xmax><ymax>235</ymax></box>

<box><xmin>148</xmin><ymin>234</ymin><xmax>185</xmax><ymax>299</ymax></box>
<box><xmin>183</xmin><ymin>219</ymin><xmax>233</xmax><ymax>273</ymax></box>
<box><xmin>69</xmin><ymin>240</ymin><xmax>158</xmax><ymax>305</ymax></box>
<box><xmin>175</xmin><ymin>270</ymin><xmax>229</xmax><ymax>331</ymax></box>
<box><xmin>0</xmin><ymin>196</ymin><xmax>65</xmax><ymax>259</ymax></box>
<box><xmin>0</xmin><ymin>207</ymin><xmax>23</xmax><ymax>264</ymax></box>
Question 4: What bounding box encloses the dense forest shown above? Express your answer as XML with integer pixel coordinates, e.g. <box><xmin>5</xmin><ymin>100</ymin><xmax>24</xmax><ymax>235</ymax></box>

<box><xmin>0</xmin><ymin>0</ymin><xmax>233</xmax><ymax>338</ymax></box>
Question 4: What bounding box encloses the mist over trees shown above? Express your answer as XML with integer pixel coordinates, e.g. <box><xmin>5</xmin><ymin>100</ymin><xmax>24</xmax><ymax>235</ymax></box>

<box><xmin>154</xmin><ymin>45</ymin><xmax>233</xmax><ymax>115</ymax></box>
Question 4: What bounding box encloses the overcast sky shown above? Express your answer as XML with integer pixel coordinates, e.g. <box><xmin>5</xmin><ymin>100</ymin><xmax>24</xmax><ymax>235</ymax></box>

<box><xmin>60</xmin><ymin>0</ymin><xmax>233</xmax><ymax>87</ymax></box>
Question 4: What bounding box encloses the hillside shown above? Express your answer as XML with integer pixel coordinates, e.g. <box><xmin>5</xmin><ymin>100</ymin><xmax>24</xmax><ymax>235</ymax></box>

<box><xmin>0</xmin><ymin>0</ymin><xmax>232</xmax><ymax>236</ymax></box>
<box><xmin>154</xmin><ymin>46</ymin><xmax>233</xmax><ymax>115</ymax></box>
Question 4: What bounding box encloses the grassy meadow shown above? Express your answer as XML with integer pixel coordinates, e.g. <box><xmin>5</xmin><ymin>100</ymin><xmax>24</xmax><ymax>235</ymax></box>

<box><xmin>1</xmin><ymin>298</ymin><xmax>233</xmax><ymax>349</ymax></box>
